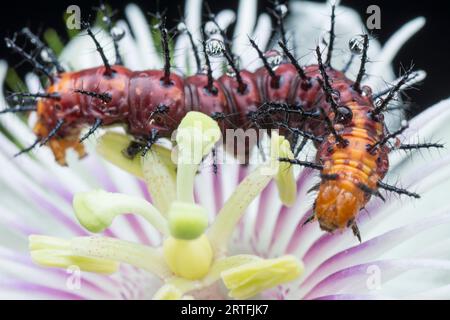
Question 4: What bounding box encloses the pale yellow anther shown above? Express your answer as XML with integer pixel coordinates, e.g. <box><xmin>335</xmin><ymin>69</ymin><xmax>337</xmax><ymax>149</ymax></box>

<box><xmin>176</xmin><ymin>111</ymin><xmax>221</xmax><ymax>162</ymax></box>
<box><xmin>271</xmin><ymin>132</ymin><xmax>297</xmax><ymax>207</ymax></box>
<box><xmin>73</xmin><ymin>190</ymin><xmax>169</xmax><ymax>235</ymax></box>
<box><xmin>163</xmin><ymin>234</ymin><xmax>213</xmax><ymax>280</ymax></box>
<box><xmin>29</xmin><ymin>235</ymin><xmax>118</xmax><ymax>274</ymax></box>
<box><xmin>96</xmin><ymin>132</ymin><xmax>143</xmax><ymax>178</ymax></box>
<box><xmin>221</xmin><ymin>255</ymin><xmax>303</xmax><ymax>299</ymax></box>
<box><xmin>153</xmin><ymin>284</ymin><xmax>184</xmax><ymax>300</ymax></box>
<box><xmin>96</xmin><ymin>132</ymin><xmax>175</xmax><ymax>180</ymax></box>
<box><xmin>176</xmin><ymin>111</ymin><xmax>221</xmax><ymax>203</ymax></box>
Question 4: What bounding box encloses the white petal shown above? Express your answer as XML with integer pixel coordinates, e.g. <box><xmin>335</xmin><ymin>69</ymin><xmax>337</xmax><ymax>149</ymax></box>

<box><xmin>232</xmin><ymin>0</ymin><xmax>257</xmax><ymax>64</ymax></box>
<box><xmin>115</xmin><ymin>20</ymin><xmax>145</xmax><ymax>70</ymax></box>
<box><xmin>125</xmin><ymin>4</ymin><xmax>162</xmax><ymax>69</ymax></box>
<box><xmin>365</xmin><ymin>17</ymin><xmax>426</xmax><ymax>89</ymax></box>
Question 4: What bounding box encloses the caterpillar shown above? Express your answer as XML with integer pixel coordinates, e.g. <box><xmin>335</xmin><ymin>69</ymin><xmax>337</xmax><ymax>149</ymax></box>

<box><xmin>2</xmin><ymin>2</ymin><xmax>442</xmax><ymax>240</ymax></box>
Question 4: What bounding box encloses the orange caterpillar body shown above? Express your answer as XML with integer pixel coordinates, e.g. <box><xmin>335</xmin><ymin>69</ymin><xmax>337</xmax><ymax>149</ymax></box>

<box><xmin>315</xmin><ymin>101</ymin><xmax>389</xmax><ymax>232</ymax></box>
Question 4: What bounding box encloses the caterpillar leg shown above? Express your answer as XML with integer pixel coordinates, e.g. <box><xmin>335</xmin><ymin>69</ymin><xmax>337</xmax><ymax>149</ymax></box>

<box><xmin>212</xmin><ymin>147</ymin><xmax>218</xmax><ymax>175</ymax></box>
<box><xmin>351</xmin><ymin>223</ymin><xmax>362</xmax><ymax>242</ymax></box>
<box><xmin>33</xmin><ymin>121</ymin><xmax>85</xmax><ymax>166</ymax></box>
<box><xmin>302</xmin><ymin>213</ymin><xmax>315</xmax><ymax>226</ymax></box>
<box><xmin>122</xmin><ymin>128</ymin><xmax>160</xmax><ymax>159</ymax></box>
<box><xmin>141</xmin><ymin>128</ymin><xmax>160</xmax><ymax>156</ymax></box>
<box><xmin>48</xmin><ymin>139</ymin><xmax>86</xmax><ymax>166</ymax></box>
<box><xmin>122</xmin><ymin>141</ymin><xmax>143</xmax><ymax>159</ymax></box>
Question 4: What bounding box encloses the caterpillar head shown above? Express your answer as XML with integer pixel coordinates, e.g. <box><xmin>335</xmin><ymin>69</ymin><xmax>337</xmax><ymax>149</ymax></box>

<box><xmin>314</xmin><ymin>180</ymin><xmax>366</xmax><ymax>233</ymax></box>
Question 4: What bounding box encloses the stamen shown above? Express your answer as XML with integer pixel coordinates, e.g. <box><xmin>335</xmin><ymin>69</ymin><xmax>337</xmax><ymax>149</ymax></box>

<box><xmin>221</xmin><ymin>255</ymin><xmax>303</xmax><ymax>299</ymax></box>
<box><xmin>153</xmin><ymin>284</ymin><xmax>184</xmax><ymax>300</ymax></box>
<box><xmin>70</xmin><ymin>236</ymin><xmax>171</xmax><ymax>278</ymax></box>
<box><xmin>29</xmin><ymin>235</ymin><xmax>119</xmax><ymax>274</ymax></box>
<box><xmin>270</xmin><ymin>131</ymin><xmax>297</xmax><ymax>207</ymax></box>
<box><xmin>73</xmin><ymin>190</ymin><xmax>169</xmax><ymax>235</ymax></box>
<box><xmin>141</xmin><ymin>143</ymin><xmax>177</xmax><ymax>216</ymax></box>
<box><xmin>96</xmin><ymin>132</ymin><xmax>143</xmax><ymax>177</ymax></box>
<box><xmin>96</xmin><ymin>132</ymin><xmax>174</xmax><ymax>180</ymax></box>
<box><xmin>208</xmin><ymin>163</ymin><xmax>276</xmax><ymax>255</ymax></box>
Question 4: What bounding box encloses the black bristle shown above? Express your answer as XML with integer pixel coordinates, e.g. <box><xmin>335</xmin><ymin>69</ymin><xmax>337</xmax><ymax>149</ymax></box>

<box><xmin>276</xmin><ymin>122</ymin><xmax>323</xmax><ymax>143</ymax></box>
<box><xmin>0</xmin><ymin>105</ymin><xmax>37</xmax><ymax>114</ymax></box>
<box><xmin>325</xmin><ymin>5</ymin><xmax>336</xmax><ymax>66</ymax></box>
<box><xmin>278</xmin><ymin>157</ymin><xmax>324</xmax><ymax>170</ymax></box>
<box><xmin>14</xmin><ymin>138</ymin><xmax>41</xmax><ymax>157</ymax></box>
<box><xmin>377</xmin><ymin>180</ymin><xmax>420</xmax><ymax>199</ymax></box>
<box><xmin>20</xmin><ymin>27</ymin><xmax>65</xmax><ymax>73</ymax></box>
<box><xmin>98</xmin><ymin>3</ymin><xmax>123</xmax><ymax>65</ymax></box>
<box><xmin>278</xmin><ymin>41</ymin><xmax>308</xmax><ymax>80</ymax></box>
<box><xmin>84</xmin><ymin>24</ymin><xmax>114</xmax><ymax>76</ymax></box>
<box><xmin>249</xmin><ymin>37</ymin><xmax>278</xmax><ymax>83</ymax></box>
<box><xmin>316</xmin><ymin>46</ymin><xmax>339</xmax><ymax>114</ymax></box>
<box><xmin>79</xmin><ymin>118</ymin><xmax>103</xmax><ymax>143</ymax></box>
<box><xmin>371</xmin><ymin>67</ymin><xmax>414</xmax><ymax>117</ymax></box>
<box><xmin>319</xmin><ymin>107</ymin><xmax>348</xmax><ymax>147</ymax></box>
<box><xmin>5</xmin><ymin>37</ymin><xmax>54</xmax><ymax>82</ymax></box>
<box><xmin>367</xmin><ymin>123</ymin><xmax>408</xmax><ymax>153</ymax></box>
<box><xmin>159</xmin><ymin>17</ymin><xmax>172</xmax><ymax>86</ymax></box>
<box><xmin>74</xmin><ymin>89</ymin><xmax>112</xmax><ymax>103</ymax></box>
<box><xmin>39</xmin><ymin>119</ymin><xmax>64</xmax><ymax>146</ymax></box>
<box><xmin>398</xmin><ymin>142</ymin><xmax>444</xmax><ymax>150</ymax></box>
<box><xmin>7</xmin><ymin>92</ymin><xmax>60</xmax><ymax>101</ymax></box>
<box><xmin>201</xmin><ymin>35</ymin><xmax>217</xmax><ymax>95</ymax></box>
<box><xmin>356</xmin><ymin>182</ymin><xmax>385</xmax><ymax>201</ymax></box>
<box><xmin>352</xmin><ymin>34</ymin><xmax>369</xmax><ymax>92</ymax></box>
<box><xmin>222</xmin><ymin>49</ymin><xmax>247</xmax><ymax>94</ymax></box>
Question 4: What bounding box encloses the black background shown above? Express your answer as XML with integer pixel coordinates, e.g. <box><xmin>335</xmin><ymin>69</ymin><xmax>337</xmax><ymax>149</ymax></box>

<box><xmin>0</xmin><ymin>300</ymin><xmax>446</xmax><ymax>317</ymax></box>
<box><xmin>0</xmin><ymin>0</ymin><xmax>449</xmax><ymax>117</ymax></box>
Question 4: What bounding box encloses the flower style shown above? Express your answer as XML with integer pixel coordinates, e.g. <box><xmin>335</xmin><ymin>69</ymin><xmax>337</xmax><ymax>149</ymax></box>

<box><xmin>1</xmin><ymin>0</ymin><xmax>449</xmax><ymax>300</ymax></box>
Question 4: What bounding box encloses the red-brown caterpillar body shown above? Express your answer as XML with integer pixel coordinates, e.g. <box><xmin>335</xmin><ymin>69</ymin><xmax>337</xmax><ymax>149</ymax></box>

<box><xmin>3</xmin><ymin>3</ymin><xmax>439</xmax><ymax>240</ymax></box>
